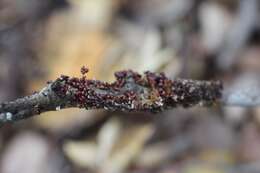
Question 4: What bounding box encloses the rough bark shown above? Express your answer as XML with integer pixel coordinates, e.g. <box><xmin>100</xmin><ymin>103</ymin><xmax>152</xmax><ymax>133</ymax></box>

<box><xmin>0</xmin><ymin>69</ymin><xmax>223</xmax><ymax>125</ymax></box>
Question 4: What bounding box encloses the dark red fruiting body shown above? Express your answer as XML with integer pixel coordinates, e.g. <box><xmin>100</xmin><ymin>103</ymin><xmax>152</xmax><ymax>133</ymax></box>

<box><xmin>51</xmin><ymin>67</ymin><xmax>222</xmax><ymax>112</ymax></box>
<box><xmin>80</xmin><ymin>66</ymin><xmax>89</xmax><ymax>75</ymax></box>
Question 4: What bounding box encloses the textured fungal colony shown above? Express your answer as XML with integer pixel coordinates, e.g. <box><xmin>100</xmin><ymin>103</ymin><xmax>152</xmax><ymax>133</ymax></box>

<box><xmin>0</xmin><ymin>67</ymin><xmax>223</xmax><ymax>124</ymax></box>
<box><xmin>51</xmin><ymin>67</ymin><xmax>223</xmax><ymax>112</ymax></box>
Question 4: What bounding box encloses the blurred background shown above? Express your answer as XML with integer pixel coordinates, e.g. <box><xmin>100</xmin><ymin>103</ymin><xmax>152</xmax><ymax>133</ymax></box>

<box><xmin>1</xmin><ymin>0</ymin><xmax>260</xmax><ymax>172</ymax></box>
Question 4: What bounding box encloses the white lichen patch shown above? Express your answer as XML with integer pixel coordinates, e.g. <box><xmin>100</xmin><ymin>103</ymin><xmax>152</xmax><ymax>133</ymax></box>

<box><xmin>155</xmin><ymin>98</ymin><xmax>163</xmax><ymax>107</ymax></box>
<box><xmin>56</xmin><ymin>106</ymin><xmax>61</xmax><ymax>111</ymax></box>
<box><xmin>189</xmin><ymin>87</ymin><xmax>195</xmax><ymax>93</ymax></box>
<box><xmin>0</xmin><ymin>112</ymin><xmax>13</xmax><ymax>121</ymax></box>
<box><xmin>6</xmin><ymin>112</ymin><xmax>13</xmax><ymax>120</ymax></box>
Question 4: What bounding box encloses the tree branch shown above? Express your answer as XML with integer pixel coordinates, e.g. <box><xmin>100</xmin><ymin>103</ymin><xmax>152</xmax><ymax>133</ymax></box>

<box><xmin>221</xmin><ymin>73</ymin><xmax>260</xmax><ymax>107</ymax></box>
<box><xmin>0</xmin><ymin>67</ymin><xmax>223</xmax><ymax>125</ymax></box>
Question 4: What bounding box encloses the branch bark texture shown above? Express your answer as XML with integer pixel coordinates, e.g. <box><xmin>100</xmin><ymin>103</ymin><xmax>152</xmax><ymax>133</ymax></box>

<box><xmin>0</xmin><ymin>68</ymin><xmax>223</xmax><ymax>124</ymax></box>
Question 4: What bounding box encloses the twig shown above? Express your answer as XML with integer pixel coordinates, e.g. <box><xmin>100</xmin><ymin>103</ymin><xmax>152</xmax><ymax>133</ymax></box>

<box><xmin>221</xmin><ymin>73</ymin><xmax>260</xmax><ymax>107</ymax></box>
<box><xmin>0</xmin><ymin>67</ymin><xmax>222</xmax><ymax>124</ymax></box>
